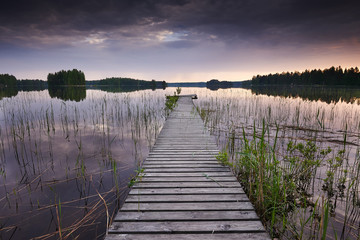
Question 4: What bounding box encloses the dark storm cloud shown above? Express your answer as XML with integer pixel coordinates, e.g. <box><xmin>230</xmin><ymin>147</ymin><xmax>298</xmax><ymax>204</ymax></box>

<box><xmin>1</xmin><ymin>0</ymin><xmax>359</xmax><ymax>49</ymax></box>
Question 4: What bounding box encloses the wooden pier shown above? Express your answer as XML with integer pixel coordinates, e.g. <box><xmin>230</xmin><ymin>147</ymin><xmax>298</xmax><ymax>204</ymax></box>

<box><xmin>106</xmin><ymin>95</ymin><xmax>270</xmax><ymax>240</ymax></box>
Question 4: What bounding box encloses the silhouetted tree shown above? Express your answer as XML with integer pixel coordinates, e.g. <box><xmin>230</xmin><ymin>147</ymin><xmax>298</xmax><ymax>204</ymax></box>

<box><xmin>17</xmin><ymin>79</ymin><xmax>48</xmax><ymax>91</ymax></box>
<box><xmin>251</xmin><ymin>66</ymin><xmax>360</xmax><ymax>86</ymax></box>
<box><xmin>47</xmin><ymin>69</ymin><xmax>85</xmax><ymax>86</ymax></box>
<box><xmin>0</xmin><ymin>74</ymin><xmax>17</xmax><ymax>88</ymax></box>
<box><xmin>206</xmin><ymin>79</ymin><xmax>233</xmax><ymax>90</ymax></box>
<box><xmin>90</xmin><ymin>77</ymin><xmax>166</xmax><ymax>90</ymax></box>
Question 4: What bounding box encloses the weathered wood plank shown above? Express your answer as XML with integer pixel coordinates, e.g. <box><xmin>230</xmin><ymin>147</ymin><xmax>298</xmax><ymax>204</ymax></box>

<box><xmin>108</xmin><ymin>220</ymin><xmax>265</xmax><ymax>233</ymax></box>
<box><xmin>154</xmin><ymin>140</ymin><xmax>215</xmax><ymax>142</ymax></box>
<box><xmin>146</xmin><ymin>157</ymin><xmax>218</xmax><ymax>160</ymax></box>
<box><xmin>144</xmin><ymin>168</ymin><xmax>230</xmax><ymax>173</ymax></box>
<box><xmin>147</xmin><ymin>154</ymin><xmax>217</xmax><ymax>157</ymax></box>
<box><xmin>132</xmin><ymin>181</ymin><xmax>241</xmax><ymax>188</ymax></box>
<box><xmin>153</xmin><ymin>142</ymin><xmax>216</xmax><ymax>144</ymax></box>
<box><xmin>150</xmin><ymin>149</ymin><xmax>218</xmax><ymax>152</ymax></box>
<box><xmin>142</xmin><ymin>164</ymin><xmax>223</xmax><ymax>168</ymax></box>
<box><xmin>139</xmin><ymin>172</ymin><xmax>234</xmax><ymax>177</ymax></box>
<box><xmin>144</xmin><ymin>160</ymin><xmax>219</xmax><ymax>164</ymax></box>
<box><xmin>120</xmin><ymin>202</ymin><xmax>254</xmax><ymax>211</ymax></box>
<box><xmin>128</xmin><ymin>187</ymin><xmax>245</xmax><ymax>195</ymax></box>
<box><xmin>139</xmin><ymin>176</ymin><xmax>238</xmax><ymax>182</ymax></box>
<box><xmin>152</xmin><ymin>147</ymin><xmax>217</xmax><ymax>150</ymax></box>
<box><xmin>105</xmin><ymin>233</ymin><xmax>270</xmax><ymax>240</ymax></box>
<box><xmin>125</xmin><ymin>194</ymin><xmax>248</xmax><ymax>203</ymax></box>
<box><xmin>114</xmin><ymin>210</ymin><xmax>259</xmax><ymax>221</ymax></box>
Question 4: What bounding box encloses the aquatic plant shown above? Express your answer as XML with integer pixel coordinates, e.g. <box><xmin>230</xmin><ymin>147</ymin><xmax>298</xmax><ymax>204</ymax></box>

<box><xmin>194</xmin><ymin>88</ymin><xmax>360</xmax><ymax>239</ymax></box>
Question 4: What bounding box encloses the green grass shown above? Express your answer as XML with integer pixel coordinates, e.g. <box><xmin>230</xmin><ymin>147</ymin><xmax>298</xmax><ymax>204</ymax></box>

<box><xmin>215</xmin><ymin>121</ymin><xmax>341</xmax><ymax>239</ymax></box>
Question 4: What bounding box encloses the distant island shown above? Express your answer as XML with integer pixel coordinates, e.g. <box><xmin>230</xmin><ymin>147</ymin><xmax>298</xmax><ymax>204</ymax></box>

<box><xmin>89</xmin><ymin>77</ymin><xmax>166</xmax><ymax>90</ymax></box>
<box><xmin>0</xmin><ymin>74</ymin><xmax>17</xmax><ymax>88</ymax></box>
<box><xmin>206</xmin><ymin>79</ymin><xmax>233</xmax><ymax>90</ymax></box>
<box><xmin>48</xmin><ymin>69</ymin><xmax>86</xmax><ymax>86</ymax></box>
<box><xmin>168</xmin><ymin>79</ymin><xmax>245</xmax><ymax>90</ymax></box>
<box><xmin>249</xmin><ymin>66</ymin><xmax>360</xmax><ymax>86</ymax></box>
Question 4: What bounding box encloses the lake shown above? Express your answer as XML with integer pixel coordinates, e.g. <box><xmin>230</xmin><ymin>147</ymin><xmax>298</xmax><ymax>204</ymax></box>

<box><xmin>0</xmin><ymin>86</ymin><xmax>359</xmax><ymax>239</ymax></box>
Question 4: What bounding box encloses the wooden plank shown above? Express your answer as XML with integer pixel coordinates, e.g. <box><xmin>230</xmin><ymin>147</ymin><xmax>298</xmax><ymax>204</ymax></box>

<box><xmin>106</xmin><ymin>233</ymin><xmax>270</xmax><ymax>240</ymax></box>
<box><xmin>144</xmin><ymin>168</ymin><xmax>230</xmax><ymax>173</ymax></box>
<box><xmin>120</xmin><ymin>202</ymin><xmax>254</xmax><ymax>211</ymax></box>
<box><xmin>132</xmin><ymin>182</ymin><xmax>241</xmax><ymax>188</ymax></box>
<box><xmin>144</xmin><ymin>160</ymin><xmax>219</xmax><ymax>164</ymax></box>
<box><xmin>157</xmin><ymin>134</ymin><xmax>211</xmax><ymax>137</ymax></box>
<box><xmin>146</xmin><ymin>157</ymin><xmax>218</xmax><ymax>160</ymax></box>
<box><xmin>108</xmin><ymin>220</ymin><xmax>265</xmax><ymax>233</ymax></box>
<box><xmin>140</xmin><ymin>172</ymin><xmax>234</xmax><ymax>177</ymax></box>
<box><xmin>125</xmin><ymin>194</ymin><xmax>249</xmax><ymax>203</ymax></box>
<box><xmin>154</xmin><ymin>140</ymin><xmax>215</xmax><ymax>142</ymax></box>
<box><xmin>152</xmin><ymin>147</ymin><xmax>219</xmax><ymax>150</ymax></box>
<box><xmin>154</xmin><ymin>142</ymin><xmax>215</xmax><ymax>144</ymax></box>
<box><xmin>148</xmin><ymin>152</ymin><xmax>217</xmax><ymax>154</ymax></box>
<box><xmin>150</xmin><ymin>151</ymin><xmax>219</xmax><ymax>154</ymax></box>
<box><xmin>144</xmin><ymin>167</ymin><xmax>230</xmax><ymax>173</ymax></box>
<box><xmin>128</xmin><ymin>188</ymin><xmax>245</xmax><ymax>195</ymax></box>
<box><xmin>114</xmin><ymin>210</ymin><xmax>259</xmax><ymax>221</ymax></box>
<box><xmin>139</xmin><ymin>176</ymin><xmax>238</xmax><ymax>182</ymax></box>
<box><xmin>154</xmin><ymin>143</ymin><xmax>215</xmax><ymax>145</ymax></box>
<box><xmin>148</xmin><ymin>153</ymin><xmax>218</xmax><ymax>155</ymax></box>
<box><xmin>142</xmin><ymin>164</ymin><xmax>223</xmax><ymax>168</ymax></box>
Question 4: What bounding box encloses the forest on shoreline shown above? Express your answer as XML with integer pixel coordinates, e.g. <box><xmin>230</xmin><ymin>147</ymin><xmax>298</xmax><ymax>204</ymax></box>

<box><xmin>0</xmin><ymin>69</ymin><xmax>167</xmax><ymax>91</ymax></box>
<box><xmin>2</xmin><ymin>66</ymin><xmax>360</xmax><ymax>93</ymax></box>
<box><xmin>250</xmin><ymin>66</ymin><xmax>360</xmax><ymax>86</ymax></box>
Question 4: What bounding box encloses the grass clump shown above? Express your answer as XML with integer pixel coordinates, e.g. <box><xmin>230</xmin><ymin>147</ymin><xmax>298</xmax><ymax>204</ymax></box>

<box><xmin>216</xmin><ymin>151</ymin><xmax>230</xmax><ymax>166</ymax></box>
<box><xmin>128</xmin><ymin>167</ymin><xmax>145</xmax><ymax>188</ymax></box>
<box><xmin>226</xmin><ymin>121</ymin><xmax>334</xmax><ymax>238</ymax></box>
<box><xmin>165</xmin><ymin>96</ymin><xmax>179</xmax><ymax>111</ymax></box>
<box><xmin>165</xmin><ymin>89</ymin><xmax>180</xmax><ymax>117</ymax></box>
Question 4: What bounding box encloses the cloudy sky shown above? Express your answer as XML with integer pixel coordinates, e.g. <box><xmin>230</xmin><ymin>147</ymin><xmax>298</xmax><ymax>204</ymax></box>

<box><xmin>1</xmin><ymin>0</ymin><xmax>360</xmax><ymax>82</ymax></box>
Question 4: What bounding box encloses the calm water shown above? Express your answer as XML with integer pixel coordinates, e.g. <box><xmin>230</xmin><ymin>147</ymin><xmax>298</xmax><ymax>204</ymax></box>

<box><xmin>0</xmin><ymin>88</ymin><xmax>170</xmax><ymax>239</ymax></box>
<box><xmin>0</xmin><ymin>86</ymin><xmax>359</xmax><ymax>239</ymax></box>
<box><xmin>190</xmin><ymin>87</ymin><xmax>360</xmax><ymax>239</ymax></box>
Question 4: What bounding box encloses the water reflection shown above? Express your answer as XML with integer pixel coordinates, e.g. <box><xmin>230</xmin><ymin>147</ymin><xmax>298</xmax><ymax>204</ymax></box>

<box><xmin>48</xmin><ymin>86</ymin><xmax>86</xmax><ymax>102</ymax></box>
<box><xmin>0</xmin><ymin>87</ymin><xmax>18</xmax><ymax>100</ymax></box>
<box><xmin>246</xmin><ymin>85</ymin><xmax>360</xmax><ymax>104</ymax></box>
<box><xmin>87</xmin><ymin>85</ymin><xmax>164</xmax><ymax>93</ymax></box>
<box><xmin>0</xmin><ymin>89</ymin><xmax>170</xmax><ymax>239</ymax></box>
<box><xmin>192</xmin><ymin>87</ymin><xmax>360</xmax><ymax>239</ymax></box>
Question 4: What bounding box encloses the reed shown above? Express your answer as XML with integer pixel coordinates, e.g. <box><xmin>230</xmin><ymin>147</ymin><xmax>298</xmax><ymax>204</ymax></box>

<box><xmin>195</xmin><ymin>88</ymin><xmax>360</xmax><ymax>239</ymax></box>
<box><xmin>0</xmin><ymin>89</ymin><xmax>167</xmax><ymax>239</ymax></box>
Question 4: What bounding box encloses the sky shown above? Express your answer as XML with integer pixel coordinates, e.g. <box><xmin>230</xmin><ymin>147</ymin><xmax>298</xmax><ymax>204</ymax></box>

<box><xmin>0</xmin><ymin>0</ymin><xmax>360</xmax><ymax>82</ymax></box>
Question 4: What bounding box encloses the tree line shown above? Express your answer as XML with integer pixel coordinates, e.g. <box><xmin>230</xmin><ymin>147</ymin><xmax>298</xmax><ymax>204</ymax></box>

<box><xmin>206</xmin><ymin>79</ymin><xmax>233</xmax><ymax>90</ymax></box>
<box><xmin>249</xmin><ymin>85</ymin><xmax>360</xmax><ymax>104</ymax></box>
<box><xmin>0</xmin><ymin>74</ymin><xmax>17</xmax><ymax>88</ymax></box>
<box><xmin>17</xmin><ymin>79</ymin><xmax>48</xmax><ymax>91</ymax></box>
<box><xmin>90</xmin><ymin>77</ymin><xmax>167</xmax><ymax>90</ymax></box>
<box><xmin>251</xmin><ymin>66</ymin><xmax>360</xmax><ymax>86</ymax></box>
<box><xmin>47</xmin><ymin>69</ymin><xmax>85</xmax><ymax>86</ymax></box>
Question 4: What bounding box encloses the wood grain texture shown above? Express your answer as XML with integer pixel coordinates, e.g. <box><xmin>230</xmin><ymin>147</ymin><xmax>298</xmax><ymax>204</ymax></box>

<box><xmin>125</xmin><ymin>194</ymin><xmax>248</xmax><ymax>202</ymax></box>
<box><xmin>114</xmin><ymin>210</ymin><xmax>259</xmax><ymax>221</ymax></box>
<box><xmin>105</xmin><ymin>233</ymin><xmax>270</xmax><ymax>240</ymax></box>
<box><xmin>108</xmin><ymin>220</ymin><xmax>265</xmax><ymax>233</ymax></box>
